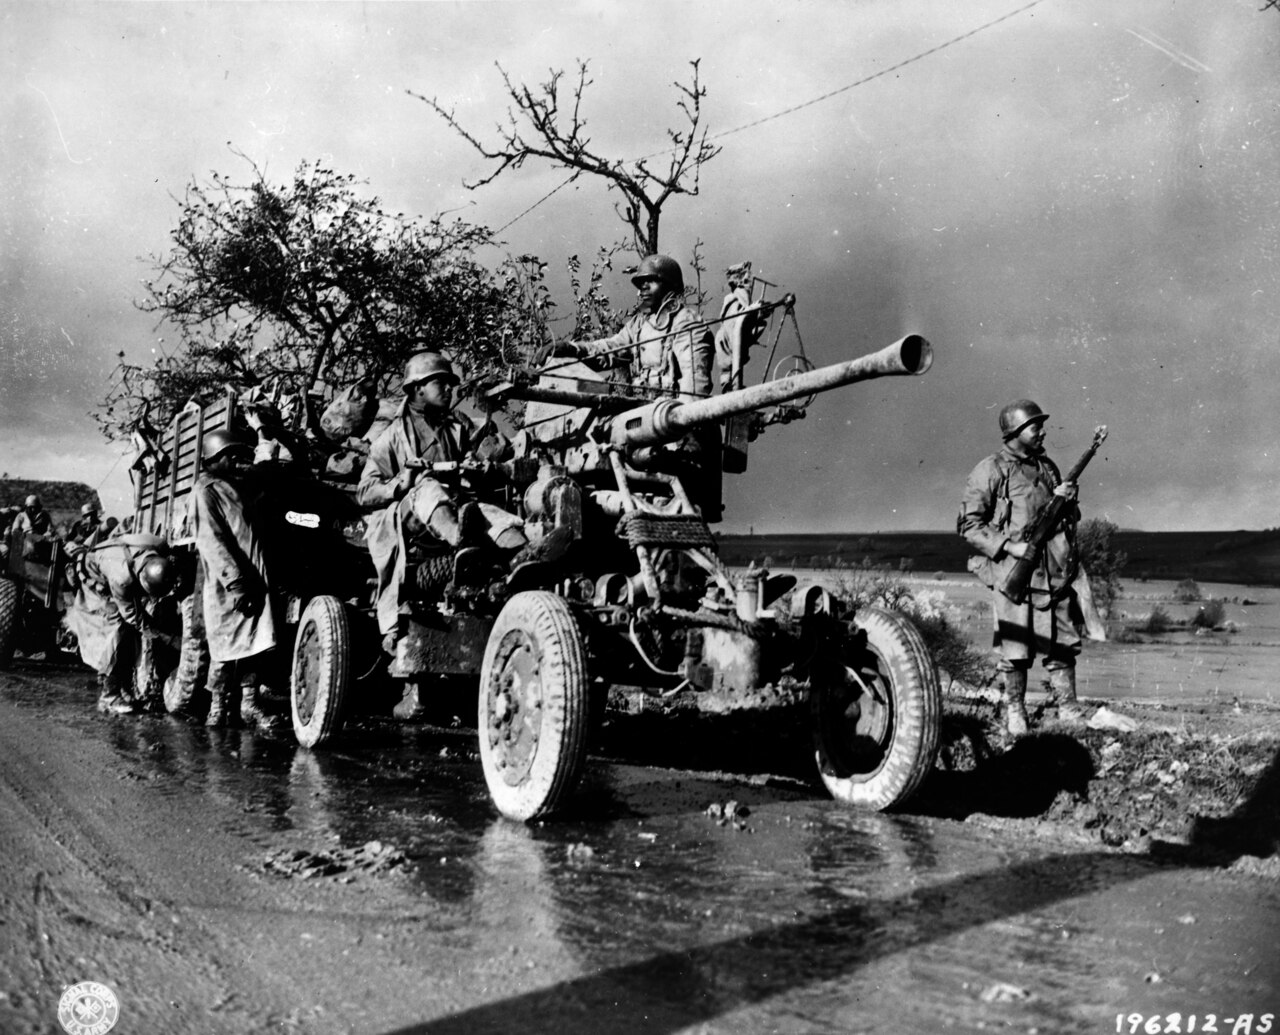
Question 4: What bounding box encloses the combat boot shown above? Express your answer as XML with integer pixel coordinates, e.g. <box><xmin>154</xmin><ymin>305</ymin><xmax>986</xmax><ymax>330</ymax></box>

<box><xmin>392</xmin><ymin>681</ymin><xmax>426</xmax><ymax>721</ymax></box>
<box><xmin>1002</xmin><ymin>667</ymin><xmax>1030</xmax><ymax>737</ymax></box>
<box><xmin>509</xmin><ymin>525</ymin><xmax>573</xmax><ymax>568</ymax></box>
<box><xmin>240</xmin><ymin>683</ymin><xmax>271</xmax><ymax>728</ymax></box>
<box><xmin>205</xmin><ymin>662</ymin><xmax>244</xmax><ymax>729</ymax></box>
<box><xmin>96</xmin><ymin>669</ymin><xmax>139</xmax><ymax>715</ymax></box>
<box><xmin>1049</xmin><ymin>666</ymin><xmax>1084</xmax><ymax>722</ymax></box>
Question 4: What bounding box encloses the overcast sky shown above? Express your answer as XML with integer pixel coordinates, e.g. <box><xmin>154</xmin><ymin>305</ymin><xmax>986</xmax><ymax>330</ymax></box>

<box><xmin>3</xmin><ymin>0</ymin><xmax>1278</xmax><ymax>533</ymax></box>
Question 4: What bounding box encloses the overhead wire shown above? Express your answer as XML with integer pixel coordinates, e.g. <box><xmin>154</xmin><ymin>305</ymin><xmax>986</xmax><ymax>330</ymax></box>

<box><xmin>492</xmin><ymin>0</ymin><xmax>1051</xmax><ymax>234</ymax></box>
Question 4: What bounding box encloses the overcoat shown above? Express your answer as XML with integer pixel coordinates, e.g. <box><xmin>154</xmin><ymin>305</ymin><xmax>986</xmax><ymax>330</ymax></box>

<box><xmin>191</xmin><ymin>473</ymin><xmax>277</xmax><ymax>663</ymax></box>
<box><xmin>358</xmin><ymin>402</ymin><xmax>519</xmax><ymax>636</ymax></box>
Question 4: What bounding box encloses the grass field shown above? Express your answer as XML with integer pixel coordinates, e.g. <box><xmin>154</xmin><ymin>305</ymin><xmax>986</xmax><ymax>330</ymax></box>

<box><xmin>717</xmin><ymin>529</ymin><xmax>1280</xmax><ymax>587</ymax></box>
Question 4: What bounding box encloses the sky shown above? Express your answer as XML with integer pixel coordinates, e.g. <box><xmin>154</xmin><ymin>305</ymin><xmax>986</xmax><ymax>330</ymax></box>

<box><xmin>2</xmin><ymin>0</ymin><xmax>1279</xmax><ymax>533</ymax></box>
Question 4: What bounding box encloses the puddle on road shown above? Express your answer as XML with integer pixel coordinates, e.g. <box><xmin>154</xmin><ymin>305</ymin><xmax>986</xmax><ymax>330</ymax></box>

<box><xmin>6</xmin><ymin>659</ymin><xmax>1279</xmax><ymax>1033</ymax></box>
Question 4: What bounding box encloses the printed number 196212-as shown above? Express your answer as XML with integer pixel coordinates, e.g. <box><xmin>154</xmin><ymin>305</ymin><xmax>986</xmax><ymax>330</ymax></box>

<box><xmin>1116</xmin><ymin>1015</ymin><xmax>1274</xmax><ymax>1034</ymax></box>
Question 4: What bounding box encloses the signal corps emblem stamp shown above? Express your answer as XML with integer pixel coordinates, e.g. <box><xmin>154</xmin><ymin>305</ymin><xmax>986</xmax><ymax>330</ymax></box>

<box><xmin>57</xmin><ymin>981</ymin><xmax>120</xmax><ymax>1035</ymax></box>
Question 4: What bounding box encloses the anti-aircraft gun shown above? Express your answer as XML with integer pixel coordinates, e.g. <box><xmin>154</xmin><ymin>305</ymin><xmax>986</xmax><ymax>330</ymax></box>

<box><xmin>290</xmin><ymin>325</ymin><xmax>942</xmax><ymax>824</ymax></box>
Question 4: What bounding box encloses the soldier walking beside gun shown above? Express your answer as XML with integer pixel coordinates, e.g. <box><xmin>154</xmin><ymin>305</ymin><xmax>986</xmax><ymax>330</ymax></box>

<box><xmin>959</xmin><ymin>400</ymin><xmax>1106</xmax><ymax>735</ymax></box>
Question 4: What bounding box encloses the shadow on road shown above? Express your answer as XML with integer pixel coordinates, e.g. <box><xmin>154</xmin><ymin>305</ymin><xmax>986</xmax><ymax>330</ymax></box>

<box><xmin>382</xmin><ymin>739</ymin><xmax>1279</xmax><ymax>1035</ymax></box>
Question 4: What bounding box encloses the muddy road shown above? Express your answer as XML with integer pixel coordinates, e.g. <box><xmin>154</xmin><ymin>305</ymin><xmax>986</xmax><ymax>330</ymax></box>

<box><xmin>2</xmin><ymin>656</ymin><xmax>1278</xmax><ymax>1035</ymax></box>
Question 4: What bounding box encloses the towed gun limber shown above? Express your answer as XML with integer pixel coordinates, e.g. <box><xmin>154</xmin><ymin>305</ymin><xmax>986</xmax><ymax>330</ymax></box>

<box><xmin>609</xmin><ymin>333</ymin><xmax>933</xmax><ymax>448</ymax></box>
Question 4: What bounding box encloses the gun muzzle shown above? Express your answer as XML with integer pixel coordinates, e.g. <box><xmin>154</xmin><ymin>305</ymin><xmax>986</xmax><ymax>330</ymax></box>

<box><xmin>610</xmin><ymin>334</ymin><xmax>933</xmax><ymax>449</ymax></box>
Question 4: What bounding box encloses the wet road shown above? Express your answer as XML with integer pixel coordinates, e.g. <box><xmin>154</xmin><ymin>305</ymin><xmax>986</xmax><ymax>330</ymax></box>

<box><xmin>1</xmin><ymin>656</ymin><xmax>1277</xmax><ymax>1035</ymax></box>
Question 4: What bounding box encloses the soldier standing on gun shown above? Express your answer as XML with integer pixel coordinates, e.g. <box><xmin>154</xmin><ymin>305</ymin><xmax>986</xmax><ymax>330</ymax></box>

<box><xmin>958</xmin><ymin>400</ymin><xmax>1084</xmax><ymax>735</ymax></box>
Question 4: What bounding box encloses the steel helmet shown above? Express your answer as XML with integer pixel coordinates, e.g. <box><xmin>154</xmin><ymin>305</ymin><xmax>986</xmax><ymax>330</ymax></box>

<box><xmin>999</xmin><ymin>399</ymin><xmax>1049</xmax><ymax>440</ymax></box>
<box><xmin>24</xmin><ymin>494</ymin><xmax>40</xmax><ymax>508</ymax></box>
<box><xmin>137</xmin><ymin>554</ymin><xmax>178</xmax><ymax>598</ymax></box>
<box><xmin>81</xmin><ymin>502</ymin><xmax>98</xmax><ymax>517</ymax></box>
<box><xmin>201</xmin><ymin>427</ymin><xmax>253</xmax><ymax>463</ymax></box>
<box><xmin>630</xmin><ymin>254</ymin><xmax>684</xmax><ymax>294</ymax></box>
<box><xmin>402</xmin><ymin>351</ymin><xmax>458</xmax><ymax>389</ymax></box>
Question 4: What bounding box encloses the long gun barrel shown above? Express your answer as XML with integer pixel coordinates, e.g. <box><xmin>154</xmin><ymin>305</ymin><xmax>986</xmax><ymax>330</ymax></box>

<box><xmin>610</xmin><ymin>334</ymin><xmax>933</xmax><ymax>448</ymax></box>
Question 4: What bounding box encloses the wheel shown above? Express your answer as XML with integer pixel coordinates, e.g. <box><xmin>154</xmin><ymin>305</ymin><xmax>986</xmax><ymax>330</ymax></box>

<box><xmin>0</xmin><ymin>577</ymin><xmax>16</xmax><ymax>670</ymax></box>
<box><xmin>291</xmin><ymin>595</ymin><xmax>350</xmax><ymax>748</ymax></box>
<box><xmin>811</xmin><ymin>605</ymin><xmax>941</xmax><ymax>810</ymax></box>
<box><xmin>164</xmin><ymin>594</ymin><xmax>210</xmax><ymax>718</ymax></box>
<box><xmin>478</xmin><ymin>591</ymin><xmax>589</xmax><ymax>822</ymax></box>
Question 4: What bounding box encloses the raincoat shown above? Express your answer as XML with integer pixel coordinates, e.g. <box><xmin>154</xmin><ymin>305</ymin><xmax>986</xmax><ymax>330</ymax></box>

<box><xmin>191</xmin><ymin>473</ymin><xmax>277</xmax><ymax>663</ymax></box>
<box><xmin>580</xmin><ymin>297</ymin><xmax>714</xmax><ymax>398</ymax></box>
<box><xmin>958</xmin><ymin>446</ymin><xmax>1085</xmax><ymax>664</ymax></box>
<box><xmin>358</xmin><ymin>402</ymin><xmax>520</xmax><ymax>636</ymax></box>
<box><xmin>68</xmin><ymin>542</ymin><xmax>151</xmax><ymax>679</ymax></box>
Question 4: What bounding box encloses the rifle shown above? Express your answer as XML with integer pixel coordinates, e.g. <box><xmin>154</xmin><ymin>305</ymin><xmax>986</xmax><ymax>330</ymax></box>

<box><xmin>999</xmin><ymin>425</ymin><xmax>1109</xmax><ymax>605</ymax></box>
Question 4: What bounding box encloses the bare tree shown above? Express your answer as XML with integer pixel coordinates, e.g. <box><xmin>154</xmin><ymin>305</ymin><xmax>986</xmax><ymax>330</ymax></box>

<box><xmin>414</xmin><ymin>59</ymin><xmax>721</xmax><ymax>255</ymax></box>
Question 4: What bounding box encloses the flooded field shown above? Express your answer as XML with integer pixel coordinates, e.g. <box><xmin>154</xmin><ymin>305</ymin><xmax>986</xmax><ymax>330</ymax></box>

<box><xmin>778</xmin><ymin>572</ymin><xmax>1280</xmax><ymax>710</ymax></box>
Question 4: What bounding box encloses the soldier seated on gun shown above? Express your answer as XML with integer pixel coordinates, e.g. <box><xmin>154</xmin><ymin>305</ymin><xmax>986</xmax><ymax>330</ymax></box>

<box><xmin>357</xmin><ymin>351</ymin><xmax>569</xmax><ymax>657</ymax></box>
<box><xmin>554</xmin><ymin>254</ymin><xmax>714</xmax><ymax>400</ymax></box>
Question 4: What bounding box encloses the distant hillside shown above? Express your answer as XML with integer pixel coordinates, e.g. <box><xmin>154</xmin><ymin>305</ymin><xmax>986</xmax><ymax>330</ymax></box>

<box><xmin>0</xmin><ymin>478</ymin><xmax>102</xmax><ymax>530</ymax></box>
<box><xmin>717</xmin><ymin>530</ymin><xmax>1280</xmax><ymax>587</ymax></box>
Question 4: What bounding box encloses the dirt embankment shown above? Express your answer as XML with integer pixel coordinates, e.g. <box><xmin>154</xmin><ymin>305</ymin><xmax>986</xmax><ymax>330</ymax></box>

<box><xmin>596</xmin><ymin>689</ymin><xmax>1280</xmax><ymax>876</ymax></box>
<box><xmin>929</xmin><ymin>695</ymin><xmax>1280</xmax><ymax>870</ymax></box>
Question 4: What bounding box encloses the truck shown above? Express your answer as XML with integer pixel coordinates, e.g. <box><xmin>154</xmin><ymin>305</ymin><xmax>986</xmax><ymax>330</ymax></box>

<box><xmin>0</xmin><ymin>526</ymin><xmax>71</xmax><ymax>667</ymax></box>
<box><xmin>133</xmin><ymin>305</ymin><xmax>942</xmax><ymax>824</ymax></box>
<box><xmin>130</xmin><ymin>390</ymin><xmax>374</xmax><ymax>718</ymax></box>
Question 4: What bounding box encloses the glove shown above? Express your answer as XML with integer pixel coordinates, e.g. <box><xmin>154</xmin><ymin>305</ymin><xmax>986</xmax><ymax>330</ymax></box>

<box><xmin>551</xmin><ymin>341</ymin><xmax>584</xmax><ymax>359</ymax></box>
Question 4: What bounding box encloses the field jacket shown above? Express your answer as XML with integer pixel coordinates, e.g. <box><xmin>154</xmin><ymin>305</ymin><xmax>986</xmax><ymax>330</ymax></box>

<box><xmin>580</xmin><ymin>298</ymin><xmax>714</xmax><ymax>399</ymax></box>
<box><xmin>958</xmin><ymin>446</ymin><xmax>1077</xmax><ymax>603</ymax></box>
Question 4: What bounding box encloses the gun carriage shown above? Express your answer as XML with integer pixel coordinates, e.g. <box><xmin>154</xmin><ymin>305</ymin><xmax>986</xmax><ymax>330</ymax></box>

<box><xmin>132</xmin><ymin>292</ymin><xmax>943</xmax><ymax>823</ymax></box>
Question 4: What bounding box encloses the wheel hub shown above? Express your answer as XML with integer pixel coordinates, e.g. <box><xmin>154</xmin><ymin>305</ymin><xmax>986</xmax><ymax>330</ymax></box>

<box><xmin>485</xmin><ymin>633</ymin><xmax>544</xmax><ymax>786</ymax></box>
<box><xmin>294</xmin><ymin>620</ymin><xmax>321</xmax><ymax>724</ymax></box>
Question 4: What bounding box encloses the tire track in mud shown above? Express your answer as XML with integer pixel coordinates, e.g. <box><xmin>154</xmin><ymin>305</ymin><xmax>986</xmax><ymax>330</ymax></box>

<box><xmin>0</xmin><ymin>674</ymin><xmax>273</xmax><ymax>1033</ymax></box>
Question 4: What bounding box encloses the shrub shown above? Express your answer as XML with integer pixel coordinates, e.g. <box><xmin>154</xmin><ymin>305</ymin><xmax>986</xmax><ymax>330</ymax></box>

<box><xmin>1076</xmin><ymin>517</ymin><xmax>1126</xmax><ymax>618</ymax></box>
<box><xmin>834</xmin><ymin>562</ymin><xmax>991</xmax><ymax>689</ymax></box>
<box><xmin>1143</xmin><ymin>604</ymin><xmax>1172</xmax><ymax>634</ymax></box>
<box><xmin>1174</xmin><ymin>578</ymin><xmax>1203</xmax><ymax>603</ymax></box>
<box><xmin>1191</xmin><ymin>598</ymin><xmax>1227</xmax><ymax>630</ymax></box>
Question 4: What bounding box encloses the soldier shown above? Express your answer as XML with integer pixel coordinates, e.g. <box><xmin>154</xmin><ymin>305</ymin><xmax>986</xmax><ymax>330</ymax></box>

<box><xmin>958</xmin><ymin>399</ymin><xmax>1084</xmax><ymax>735</ymax></box>
<box><xmin>191</xmin><ymin>428</ymin><xmax>277</xmax><ymax>728</ymax></box>
<box><xmin>68</xmin><ymin>533</ymin><xmax>179</xmax><ymax>714</ymax></box>
<box><xmin>556</xmin><ymin>254</ymin><xmax>715</xmax><ymax>399</ymax></box>
<box><xmin>358</xmin><ymin>351</ymin><xmax>554</xmax><ymax>660</ymax></box>
<box><xmin>12</xmin><ymin>494</ymin><xmax>54</xmax><ymax>538</ymax></box>
<box><xmin>68</xmin><ymin>502</ymin><xmax>104</xmax><ymax>546</ymax></box>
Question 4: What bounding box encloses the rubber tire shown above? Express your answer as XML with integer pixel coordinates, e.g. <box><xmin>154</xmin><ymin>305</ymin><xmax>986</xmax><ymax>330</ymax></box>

<box><xmin>0</xmin><ymin>577</ymin><xmax>16</xmax><ymax>670</ymax></box>
<box><xmin>164</xmin><ymin>594</ymin><xmax>210</xmax><ymax>718</ymax></box>
<box><xmin>812</xmin><ymin>605</ymin><xmax>941</xmax><ymax>811</ymax></box>
<box><xmin>291</xmin><ymin>595</ymin><xmax>350</xmax><ymax>749</ymax></box>
<box><xmin>478</xmin><ymin>591</ymin><xmax>589</xmax><ymax>822</ymax></box>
